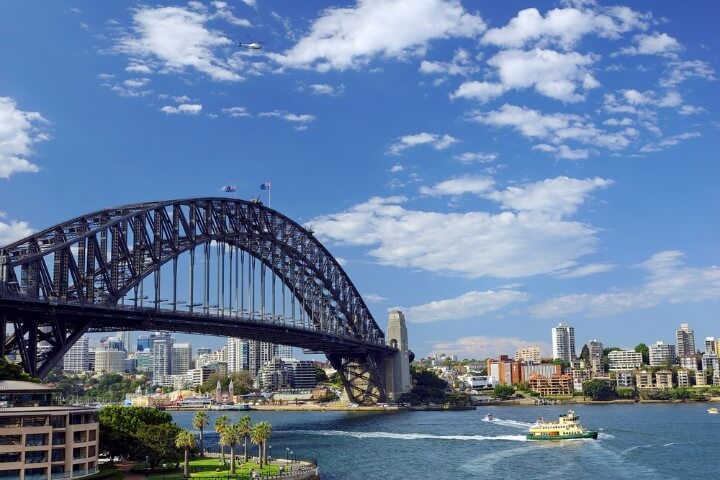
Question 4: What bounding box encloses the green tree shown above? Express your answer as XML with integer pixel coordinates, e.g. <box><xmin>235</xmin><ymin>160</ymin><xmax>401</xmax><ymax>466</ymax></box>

<box><xmin>175</xmin><ymin>430</ymin><xmax>197</xmax><ymax>478</ymax></box>
<box><xmin>552</xmin><ymin>358</ymin><xmax>568</xmax><ymax>369</ymax></box>
<box><xmin>138</xmin><ymin>423</ymin><xmax>182</xmax><ymax>471</ymax></box>
<box><xmin>238</xmin><ymin>415</ymin><xmax>252</xmax><ymax>462</ymax></box>
<box><xmin>616</xmin><ymin>388</ymin><xmax>636</xmax><ymax>399</ymax></box>
<box><xmin>192</xmin><ymin>411</ymin><xmax>209</xmax><ymax>456</ymax></box>
<box><xmin>220</xmin><ymin>424</ymin><xmax>241</xmax><ymax>475</ymax></box>
<box><xmin>582</xmin><ymin>379</ymin><xmax>616</xmax><ymax>401</ymax></box>
<box><xmin>0</xmin><ymin>358</ymin><xmax>37</xmax><ymax>382</ymax></box>
<box><xmin>493</xmin><ymin>384</ymin><xmax>515</xmax><ymax>400</ymax></box>
<box><xmin>634</xmin><ymin>343</ymin><xmax>650</xmax><ymax>365</ymax></box>
<box><xmin>99</xmin><ymin>406</ymin><xmax>174</xmax><ymax>463</ymax></box>
<box><xmin>251</xmin><ymin>422</ymin><xmax>272</xmax><ymax>468</ymax></box>
<box><xmin>580</xmin><ymin>344</ymin><xmax>590</xmax><ymax>362</ymax></box>
<box><xmin>214</xmin><ymin>415</ymin><xmax>230</xmax><ymax>463</ymax></box>
<box><xmin>315</xmin><ymin>367</ymin><xmax>329</xmax><ymax>383</ymax></box>
<box><xmin>317</xmin><ymin>391</ymin><xmax>339</xmax><ymax>403</ymax></box>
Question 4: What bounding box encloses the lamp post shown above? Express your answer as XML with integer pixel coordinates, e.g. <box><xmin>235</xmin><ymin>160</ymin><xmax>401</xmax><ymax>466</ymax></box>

<box><xmin>286</xmin><ymin>447</ymin><xmax>289</xmax><ymax>462</ymax></box>
<box><xmin>268</xmin><ymin>445</ymin><xmax>272</xmax><ymax>462</ymax></box>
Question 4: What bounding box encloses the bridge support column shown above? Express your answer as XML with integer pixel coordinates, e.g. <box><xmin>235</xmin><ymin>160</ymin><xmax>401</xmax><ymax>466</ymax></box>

<box><xmin>327</xmin><ymin>354</ymin><xmax>387</xmax><ymax>406</ymax></box>
<box><xmin>381</xmin><ymin>310</ymin><xmax>412</xmax><ymax>401</ymax></box>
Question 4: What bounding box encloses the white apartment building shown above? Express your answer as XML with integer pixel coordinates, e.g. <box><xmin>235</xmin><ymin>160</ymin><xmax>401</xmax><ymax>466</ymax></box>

<box><xmin>608</xmin><ymin>350</ymin><xmax>643</xmax><ymax>371</ymax></box>
<box><xmin>552</xmin><ymin>323</ymin><xmax>576</xmax><ymax>364</ymax></box>
<box><xmin>675</xmin><ymin>323</ymin><xmax>696</xmax><ymax>358</ymax></box>
<box><xmin>63</xmin><ymin>335</ymin><xmax>90</xmax><ymax>373</ymax></box>
<box><xmin>227</xmin><ymin>338</ymin><xmax>249</xmax><ymax>373</ymax></box>
<box><xmin>514</xmin><ymin>345</ymin><xmax>541</xmax><ymax>364</ymax></box>
<box><xmin>171</xmin><ymin>343</ymin><xmax>192</xmax><ymax>375</ymax></box>
<box><xmin>649</xmin><ymin>340</ymin><xmax>676</xmax><ymax>366</ymax></box>
<box><xmin>94</xmin><ymin>349</ymin><xmax>125</xmax><ymax>373</ymax></box>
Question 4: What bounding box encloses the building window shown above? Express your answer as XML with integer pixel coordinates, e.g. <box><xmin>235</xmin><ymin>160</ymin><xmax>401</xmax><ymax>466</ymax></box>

<box><xmin>88</xmin><ymin>429</ymin><xmax>96</xmax><ymax>441</ymax></box>
<box><xmin>24</xmin><ymin>451</ymin><xmax>48</xmax><ymax>464</ymax></box>
<box><xmin>52</xmin><ymin>432</ymin><xmax>65</xmax><ymax>446</ymax></box>
<box><xmin>0</xmin><ymin>435</ymin><xmax>21</xmax><ymax>446</ymax></box>
<box><xmin>52</xmin><ymin>448</ymin><xmax>65</xmax><ymax>462</ymax></box>
<box><xmin>73</xmin><ymin>447</ymin><xmax>86</xmax><ymax>460</ymax></box>
<box><xmin>25</xmin><ymin>434</ymin><xmax>48</xmax><ymax>447</ymax></box>
<box><xmin>73</xmin><ymin>431</ymin><xmax>87</xmax><ymax>443</ymax></box>
<box><xmin>21</xmin><ymin>416</ymin><xmax>48</xmax><ymax>427</ymax></box>
<box><xmin>0</xmin><ymin>452</ymin><xmax>21</xmax><ymax>463</ymax></box>
<box><xmin>88</xmin><ymin>445</ymin><xmax>96</xmax><ymax>457</ymax></box>
<box><xmin>51</xmin><ymin>416</ymin><xmax>66</xmax><ymax>429</ymax></box>
<box><xmin>51</xmin><ymin>465</ymin><xmax>65</xmax><ymax>475</ymax></box>
<box><xmin>0</xmin><ymin>417</ymin><xmax>21</xmax><ymax>428</ymax></box>
<box><xmin>70</xmin><ymin>412</ymin><xmax>98</xmax><ymax>425</ymax></box>
<box><xmin>0</xmin><ymin>470</ymin><xmax>20</xmax><ymax>479</ymax></box>
<box><xmin>24</xmin><ymin>468</ymin><xmax>47</xmax><ymax>480</ymax></box>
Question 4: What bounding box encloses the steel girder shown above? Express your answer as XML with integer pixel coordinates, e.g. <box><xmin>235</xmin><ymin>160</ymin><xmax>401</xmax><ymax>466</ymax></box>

<box><xmin>0</xmin><ymin>198</ymin><xmax>392</xmax><ymax>389</ymax></box>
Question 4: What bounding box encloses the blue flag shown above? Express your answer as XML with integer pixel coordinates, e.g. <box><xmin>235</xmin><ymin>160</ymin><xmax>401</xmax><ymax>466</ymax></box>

<box><xmin>260</xmin><ymin>181</ymin><xmax>271</xmax><ymax>190</ymax></box>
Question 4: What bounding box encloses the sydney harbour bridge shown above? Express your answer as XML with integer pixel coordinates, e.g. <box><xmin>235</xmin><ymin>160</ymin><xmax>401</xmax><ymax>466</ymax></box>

<box><xmin>0</xmin><ymin>198</ymin><xmax>411</xmax><ymax>405</ymax></box>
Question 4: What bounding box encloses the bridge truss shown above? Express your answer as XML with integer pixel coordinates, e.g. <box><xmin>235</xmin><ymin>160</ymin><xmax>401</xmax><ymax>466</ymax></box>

<box><xmin>0</xmin><ymin>198</ymin><xmax>394</xmax><ymax>404</ymax></box>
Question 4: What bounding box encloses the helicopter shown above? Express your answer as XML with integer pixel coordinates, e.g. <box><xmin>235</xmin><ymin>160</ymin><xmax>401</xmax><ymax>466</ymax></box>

<box><xmin>238</xmin><ymin>41</ymin><xmax>262</xmax><ymax>50</ymax></box>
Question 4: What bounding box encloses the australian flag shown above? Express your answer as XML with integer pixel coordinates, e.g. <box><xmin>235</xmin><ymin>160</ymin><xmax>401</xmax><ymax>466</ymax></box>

<box><xmin>260</xmin><ymin>181</ymin><xmax>271</xmax><ymax>190</ymax></box>
<box><xmin>222</xmin><ymin>185</ymin><xmax>236</xmax><ymax>193</ymax></box>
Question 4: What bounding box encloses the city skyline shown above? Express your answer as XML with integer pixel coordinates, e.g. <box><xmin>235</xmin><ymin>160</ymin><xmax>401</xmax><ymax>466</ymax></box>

<box><xmin>1</xmin><ymin>1</ymin><xmax>719</xmax><ymax>359</ymax></box>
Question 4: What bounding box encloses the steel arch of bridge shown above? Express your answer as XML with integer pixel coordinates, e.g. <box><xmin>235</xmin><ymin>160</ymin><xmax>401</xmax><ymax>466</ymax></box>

<box><xmin>0</xmin><ymin>198</ymin><xmax>394</xmax><ymax>404</ymax></box>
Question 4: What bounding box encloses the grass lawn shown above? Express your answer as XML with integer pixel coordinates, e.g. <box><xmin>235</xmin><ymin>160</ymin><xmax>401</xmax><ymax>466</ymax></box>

<box><xmin>145</xmin><ymin>456</ymin><xmax>281</xmax><ymax>479</ymax></box>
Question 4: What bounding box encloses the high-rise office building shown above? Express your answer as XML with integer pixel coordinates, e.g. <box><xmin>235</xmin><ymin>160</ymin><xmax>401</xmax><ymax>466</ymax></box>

<box><xmin>227</xmin><ymin>338</ymin><xmax>249</xmax><ymax>373</ymax></box>
<box><xmin>172</xmin><ymin>343</ymin><xmax>192</xmax><ymax>375</ymax></box>
<box><xmin>552</xmin><ymin>323</ymin><xmax>576</xmax><ymax>365</ymax></box>
<box><xmin>137</xmin><ymin>334</ymin><xmax>153</xmax><ymax>352</ymax></box>
<box><xmin>151</xmin><ymin>332</ymin><xmax>173</xmax><ymax>382</ymax></box>
<box><xmin>649</xmin><ymin>340</ymin><xmax>676</xmax><ymax>366</ymax></box>
<box><xmin>248</xmin><ymin>340</ymin><xmax>275</xmax><ymax>376</ymax></box>
<box><xmin>275</xmin><ymin>344</ymin><xmax>293</xmax><ymax>359</ymax></box>
<box><xmin>118</xmin><ymin>331</ymin><xmax>131</xmax><ymax>352</ymax></box>
<box><xmin>63</xmin><ymin>335</ymin><xmax>90</xmax><ymax>372</ymax></box>
<box><xmin>588</xmin><ymin>340</ymin><xmax>604</xmax><ymax>373</ymax></box>
<box><xmin>705</xmin><ymin>337</ymin><xmax>716</xmax><ymax>355</ymax></box>
<box><xmin>676</xmin><ymin>323</ymin><xmax>696</xmax><ymax>358</ymax></box>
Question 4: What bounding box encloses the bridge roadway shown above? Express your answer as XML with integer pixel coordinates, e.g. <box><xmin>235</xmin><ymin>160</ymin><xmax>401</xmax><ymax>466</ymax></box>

<box><xmin>0</xmin><ymin>297</ymin><xmax>394</xmax><ymax>358</ymax></box>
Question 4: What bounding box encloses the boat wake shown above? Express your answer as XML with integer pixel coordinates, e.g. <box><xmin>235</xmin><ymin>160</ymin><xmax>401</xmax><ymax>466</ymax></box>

<box><xmin>483</xmin><ymin>417</ymin><xmax>535</xmax><ymax>429</ymax></box>
<box><xmin>278</xmin><ymin>429</ymin><xmax>528</xmax><ymax>442</ymax></box>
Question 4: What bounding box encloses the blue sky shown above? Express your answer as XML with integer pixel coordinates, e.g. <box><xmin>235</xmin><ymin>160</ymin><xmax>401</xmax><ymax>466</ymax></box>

<box><xmin>0</xmin><ymin>0</ymin><xmax>718</xmax><ymax>359</ymax></box>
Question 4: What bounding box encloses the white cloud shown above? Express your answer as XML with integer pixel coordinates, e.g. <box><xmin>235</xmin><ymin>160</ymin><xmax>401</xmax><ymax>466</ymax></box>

<box><xmin>395</xmin><ymin>289</ymin><xmax>527</xmax><ymax>323</ymax></box>
<box><xmin>485</xmin><ymin>176</ymin><xmax>612</xmax><ymax>216</ymax></box>
<box><xmin>554</xmin><ymin>262</ymin><xmax>616</xmax><ymax>279</ymax></box>
<box><xmin>453</xmin><ymin>152</ymin><xmax>497</xmax><ymax>163</ymax></box>
<box><xmin>481</xmin><ymin>6</ymin><xmax>649</xmax><ymax>49</ymax></box>
<box><xmin>308</xmin><ymin>83</ymin><xmax>345</xmax><ymax>96</ymax></box>
<box><xmin>532</xmin><ymin>143</ymin><xmax>590</xmax><ymax>160</ymax></box>
<box><xmin>364</xmin><ymin>293</ymin><xmax>387</xmax><ymax>303</ymax></box>
<box><xmin>0</xmin><ymin>97</ymin><xmax>49</xmax><ymax>179</ymax></box>
<box><xmin>531</xmin><ymin>251</ymin><xmax>720</xmax><ymax>317</ymax></box>
<box><xmin>388</xmin><ymin>132</ymin><xmax>458</xmax><ymax>155</ymax></box>
<box><xmin>618</xmin><ymin>32</ymin><xmax>682</xmax><ymax>56</ymax></box>
<box><xmin>431</xmin><ymin>335</ymin><xmax>550</xmax><ymax>359</ymax></box>
<box><xmin>0</xmin><ymin>213</ymin><xmax>33</xmax><ymax>246</ymax></box>
<box><xmin>472</xmin><ymin>104</ymin><xmax>635</xmax><ymax>154</ymax></box>
<box><xmin>603</xmin><ymin>117</ymin><xmax>634</xmax><ymax>126</ymax></box>
<box><xmin>419</xmin><ymin>175</ymin><xmax>494</xmax><ymax>197</ymax></box>
<box><xmin>419</xmin><ymin>48</ymin><xmax>478</xmax><ymax>78</ymax></box>
<box><xmin>115</xmin><ymin>5</ymin><xmax>242</xmax><ymax>82</ymax></box>
<box><xmin>125</xmin><ymin>63</ymin><xmax>153</xmax><ymax>74</ymax></box>
<box><xmin>273</xmin><ymin>0</ymin><xmax>486</xmax><ymax>71</ymax></box>
<box><xmin>211</xmin><ymin>1</ymin><xmax>252</xmax><ymax>27</ymax></box>
<box><xmin>222</xmin><ymin>106</ymin><xmax>250</xmax><ymax>118</ymax></box>
<box><xmin>259</xmin><ymin>110</ymin><xmax>316</xmax><ymax>130</ymax></box>
<box><xmin>309</xmin><ymin>187</ymin><xmax>607</xmax><ymax>278</ymax></box>
<box><xmin>123</xmin><ymin>77</ymin><xmax>150</xmax><ymax>88</ymax></box>
<box><xmin>678</xmin><ymin>105</ymin><xmax>706</xmax><ymax>116</ymax></box>
<box><xmin>389</xmin><ymin>164</ymin><xmax>404</xmax><ymax>173</ymax></box>
<box><xmin>660</xmin><ymin>60</ymin><xmax>716</xmax><ymax>87</ymax></box>
<box><xmin>160</xmin><ymin>103</ymin><xmax>203</xmax><ymax>115</ymax></box>
<box><xmin>452</xmin><ymin>49</ymin><xmax>599</xmax><ymax>103</ymax></box>
<box><xmin>639</xmin><ymin>131</ymin><xmax>700</xmax><ymax>153</ymax></box>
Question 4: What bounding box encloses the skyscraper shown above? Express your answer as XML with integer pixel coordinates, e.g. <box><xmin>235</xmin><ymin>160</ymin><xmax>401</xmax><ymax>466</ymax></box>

<box><xmin>676</xmin><ymin>323</ymin><xmax>696</xmax><ymax>358</ymax></box>
<box><xmin>172</xmin><ymin>343</ymin><xmax>192</xmax><ymax>375</ymax></box>
<box><xmin>551</xmin><ymin>323</ymin><xmax>576</xmax><ymax>364</ymax></box>
<box><xmin>248</xmin><ymin>340</ymin><xmax>275</xmax><ymax>376</ymax></box>
<box><xmin>151</xmin><ymin>332</ymin><xmax>173</xmax><ymax>382</ymax></box>
<box><xmin>63</xmin><ymin>335</ymin><xmax>90</xmax><ymax>372</ymax></box>
<box><xmin>227</xmin><ymin>338</ymin><xmax>249</xmax><ymax>373</ymax></box>
<box><xmin>274</xmin><ymin>344</ymin><xmax>293</xmax><ymax>359</ymax></box>
<box><xmin>118</xmin><ymin>331</ymin><xmax>131</xmax><ymax>352</ymax></box>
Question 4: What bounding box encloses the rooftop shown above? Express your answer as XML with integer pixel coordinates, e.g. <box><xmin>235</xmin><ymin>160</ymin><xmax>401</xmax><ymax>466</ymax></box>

<box><xmin>0</xmin><ymin>380</ymin><xmax>55</xmax><ymax>393</ymax></box>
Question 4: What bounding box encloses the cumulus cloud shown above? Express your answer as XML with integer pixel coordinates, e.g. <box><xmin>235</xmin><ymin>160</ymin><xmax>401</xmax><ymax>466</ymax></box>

<box><xmin>419</xmin><ymin>48</ymin><xmax>478</xmax><ymax>79</ymax></box>
<box><xmin>452</xmin><ymin>49</ymin><xmax>599</xmax><ymax>103</ymax></box>
<box><xmin>160</xmin><ymin>103</ymin><xmax>203</xmax><ymax>115</ymax></box>
<box><xmin>0</xmin><ymin>97</ymin><xmax>49</xmax><ymax>179</ymax></box>
<box><xmin>453</xmin><ymin>152</ymin><xmax>498</xmax><ymax>163</ymax></box>
<box><xmin>388</xmin><ymin>132</ymin><xmax>458</xmax><ymax>155</ymax></box>
<box><xmin>395</xmin><ymin>289</ymin><xmax>528</xmax><ymax>323</ymax></box>
<box><xmin>419</xmin><ymin>175</ymin><xmax>494</xmax><ymax>197</ymax></box>
<box><xmin>114</xmin><ymin>5</ymin><xmax>243</xmax><ymax>82</ymax></box>
<box><xmin>259</xmin><ymin>110</ymin><xmax>315</xmax><ymax>130</ymax></box>
<box><xmin>0</xmin><ymin>214</ymin><xmax>33</xmax><ymax>246</ymax></box>
<box><xmin>431</xmin><ymin>335</ymin><xmax>550</xmax><ymax>359</ymax></box>
<box><xmin>222</xmin><ymin>106</ymin><xmax>250</xmax><ymax>118</ymax></box>
<box><xmin>660</xmin><ymin>60</ymin><xmax>716</xmax><ymax>88</ymax></box>
<box><xmin>481</xmin><ymin>6</ymin><xmax>649</xmax><ymax>49</ymax></box>
<box><xmin>309</xmin><ymin>177</ymin><xmax>610</xmax><ymax>278</ymax></box>
<box><xmin>308</xmin><ymin>83</ymin><xmax>345</xmax><ymax>96</ymax></box>
<box><xmin>471</xmin><ymin>104</ymin><xmax>635</xmax><ymax>155</ymax></box>
<box><xmin>618</xmin><ymin>32</ymin><xmax>682</xmax><ymax>56</ymax></box>
<box><xmin>272</xmin><ymin>0</ymin><xmax>486</xmax><ymax>71</ymax></box>
<box><xmin>531</xmin><ymin>251</ymin><xmax>720</xmax><ymax>317</ymax></box>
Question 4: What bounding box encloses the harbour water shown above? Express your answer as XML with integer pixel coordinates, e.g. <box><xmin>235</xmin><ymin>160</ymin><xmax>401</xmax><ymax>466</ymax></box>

<box><xmin>172</xmin><ymin>404</ymin><xmax>720</xmax><ymax>479</ymax></box>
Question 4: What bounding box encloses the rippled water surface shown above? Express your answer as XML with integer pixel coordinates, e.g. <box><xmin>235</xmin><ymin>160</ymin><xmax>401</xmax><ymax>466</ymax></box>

<box><xmin>172</xmin><ymin>404</ymin><xmax>720</xmax><ymax>479</ymax></box>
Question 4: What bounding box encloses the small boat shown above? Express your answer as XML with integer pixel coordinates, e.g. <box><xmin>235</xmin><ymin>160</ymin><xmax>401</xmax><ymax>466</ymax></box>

<box><xmin>483</xmin><ymin>413</ymin><xmax>494</xmax><ymax>421</ymax></box>
<box><xmin>527</xmin><ymin>410</ymin><xmax>598</xmax><ymax>440</ymax></box>
<box><xmin>708</xmin><ymin>407</ymin><xmax>719</xmax><ymax>414</ymax></box>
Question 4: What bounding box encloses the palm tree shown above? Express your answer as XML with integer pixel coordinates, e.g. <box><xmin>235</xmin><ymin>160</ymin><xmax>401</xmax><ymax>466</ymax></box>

<box><xmin>238</xmin><ymin>415</ymin><xmax>252</xmax><ymax>462</ymax></box>
<box><xmin>251</xmin><ymin>422</ymin><xmax>272</xmax><ymax>468</ymax></box>
<box><xmin>214</xmin><ymin>415</ymin><xmax>230</xmax><ymax>464</ymax></box>
<box><xmin>175</xmin><ymin>430</ymin><xmax>197</xmax><ymax>479</ymax></box>
<box><xmin>220</xmin><ymin>424</ymin><xmax>242</xmax><ymax>475</ymax></box>
<box><xmin>192</xmin><ymin>411</ymin><xmax>209</xmax><ymax>457</ymax></box>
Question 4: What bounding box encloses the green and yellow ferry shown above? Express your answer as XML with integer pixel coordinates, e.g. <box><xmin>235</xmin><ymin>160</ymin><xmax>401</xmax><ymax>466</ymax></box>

<box><xmin>527</xmin><ymin>410</ymin><xmax>598</xmax><ymax>440</ymax></box>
